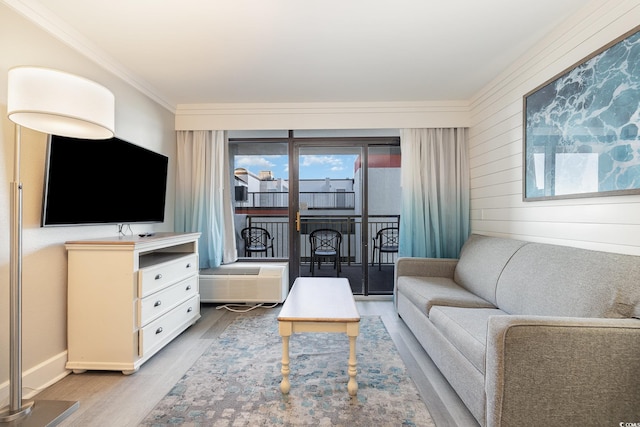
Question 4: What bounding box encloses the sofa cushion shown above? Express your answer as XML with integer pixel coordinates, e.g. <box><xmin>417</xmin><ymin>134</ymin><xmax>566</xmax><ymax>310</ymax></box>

<box><xmin>429</xmin><ymin>306</ymin><xmax>508</xmax><ymax>374</ymax></box>
<box><xmin>497</xmin><ymin>243</ymin><xmax>640</xmax><ymax>318</ymax></box>
<box><xmin>454</xmin><ymin>234</ymin><xmax>528</xmax><ymax>305</ymax></box>
<box><xmin>397</xmin><ymin>276</ymin><xmax>495</xmax><ymax>316</ymax></box>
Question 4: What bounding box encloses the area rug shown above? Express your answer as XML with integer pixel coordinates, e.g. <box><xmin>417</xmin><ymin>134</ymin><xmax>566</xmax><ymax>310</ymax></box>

<box><xmin>140</xmin><ymin>310</ymin><xmax>435</xmax><ymax>427</ymax></box>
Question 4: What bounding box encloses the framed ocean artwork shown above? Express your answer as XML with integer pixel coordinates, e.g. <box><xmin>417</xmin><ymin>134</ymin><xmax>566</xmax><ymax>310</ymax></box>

<box><xmin>523</xmin><ymin>25</ymin><xmax>640</xmax><ymax>201</ymax></box>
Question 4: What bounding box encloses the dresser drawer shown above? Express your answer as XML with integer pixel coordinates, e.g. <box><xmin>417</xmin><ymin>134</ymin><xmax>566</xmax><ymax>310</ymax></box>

<box><xmin>139</xmin><ymin>294</ymin><xmax>200</xmax><ymax>357</ymax></box>
<box><xmin>138</xmin><ymin>254</ymin><xmax>198</xmax><ymax>297</ymax></box>
<box><xmin>138</xmin><ymin>275</ymin><xmax>198</xmax><ymax>327</ymax></box>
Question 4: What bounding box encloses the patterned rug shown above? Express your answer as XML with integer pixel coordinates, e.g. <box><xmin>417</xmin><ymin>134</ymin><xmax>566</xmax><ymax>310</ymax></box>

<box><xmin>140</xmin><ymin>310</ymin><xmax>434</xmax><ymax>427</ymax></box>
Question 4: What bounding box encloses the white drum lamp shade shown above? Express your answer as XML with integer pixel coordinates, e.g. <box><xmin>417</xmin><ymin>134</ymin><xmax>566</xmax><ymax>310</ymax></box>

<box><xmin>7</xmin><ymin>66</ymin><xmax>115</xmax><ymax>139</ymax></box>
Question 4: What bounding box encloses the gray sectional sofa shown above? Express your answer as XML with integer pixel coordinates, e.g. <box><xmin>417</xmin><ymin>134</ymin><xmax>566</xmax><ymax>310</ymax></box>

<box><xmin>395</xmin><ymin>234</ymin><xmax>640</xmax><ymax>427</ymax></box>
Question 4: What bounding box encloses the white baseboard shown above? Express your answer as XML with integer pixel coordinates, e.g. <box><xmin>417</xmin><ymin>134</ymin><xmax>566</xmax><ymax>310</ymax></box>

<box><xmin>0</xmin><ymin>351</ymin><xmax>71</xmax><ymax>407</ymax></box>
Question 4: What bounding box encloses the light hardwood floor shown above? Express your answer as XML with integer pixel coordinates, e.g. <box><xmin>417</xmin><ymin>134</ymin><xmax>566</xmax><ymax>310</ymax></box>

<box><xmin>35</xmin><ymin>300</ymin><xmax>478</xmax><ymax>427</ymax></box>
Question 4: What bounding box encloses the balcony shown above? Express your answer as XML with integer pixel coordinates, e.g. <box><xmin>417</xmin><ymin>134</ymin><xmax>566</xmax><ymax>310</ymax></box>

<box><xmin>234</xmin><ymin>187</ymin><xmax>399</xmax><ymax>294</ymax></box>
<box><xmin>238</xmin><ymin>214</ymin><xmax>400</xmax><ymax>294</ymax></box>
<box><xmin>241</xmin><ymin>215</ymin><xmax>397</xmax><ymax>257</ymax></box>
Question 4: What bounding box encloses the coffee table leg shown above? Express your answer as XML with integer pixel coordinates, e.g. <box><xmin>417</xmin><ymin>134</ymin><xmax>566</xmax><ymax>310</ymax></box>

<box><xmin>279</xmin><ymin>322</ymin><xmax>291</xmax><ymax>394</ymax></box>
<box><xmin>347</xmin><ymin>323</ymin><xmax>359</xmax><ymax>396</ymax></box>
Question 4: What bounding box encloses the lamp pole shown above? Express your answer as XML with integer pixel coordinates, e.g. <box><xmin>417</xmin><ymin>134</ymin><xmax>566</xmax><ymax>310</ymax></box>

<box><xmin>2</xmin><ymin>124</ymin><xmax>35</xmax><ymax>420</ymax></box>
<box><xmin>1</xmin><ymin>124</ymin><xmax>80</xmax><ymax>426</ymax></box>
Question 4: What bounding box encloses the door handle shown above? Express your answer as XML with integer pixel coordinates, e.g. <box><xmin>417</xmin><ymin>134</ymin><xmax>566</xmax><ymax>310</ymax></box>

<box><xmin>296</xmin><ymin>211</ymin><xmax>301</xmax><ymax>232</ymax></box>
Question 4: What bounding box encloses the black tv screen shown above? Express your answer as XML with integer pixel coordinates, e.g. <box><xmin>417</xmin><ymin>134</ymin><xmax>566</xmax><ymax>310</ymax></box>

<box><xmin>42</xmin><ymin>135</ymin><xmax>168</xmax><ymax>226</ymax></box>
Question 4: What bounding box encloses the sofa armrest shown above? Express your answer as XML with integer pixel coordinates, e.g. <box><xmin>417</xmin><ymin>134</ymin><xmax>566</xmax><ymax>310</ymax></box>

<box><xmin>485</xmin><ymin>315</ymin><xmax>640</xmax><ymax>427</ymax></box>
<box><xmin>395</xmin><ymin>257</ymin><xmax>458</xmax><ymax>279</ymax></box>
<box><xmin>394</xmin><ymin>257</ymin><xmax>459</xmax><ymax>310</ymax></box>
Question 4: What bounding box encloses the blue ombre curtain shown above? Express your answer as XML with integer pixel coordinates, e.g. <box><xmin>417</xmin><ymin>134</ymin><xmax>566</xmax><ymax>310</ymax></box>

<box><xmin>175</xmin><ymin>130</ymin><xmax>237</xmax><ymax>268</ymax></box>
<box><xmin>399</xmin><ymin>128</ymin><xmax>470</xmax><ymax>259</ymax></box>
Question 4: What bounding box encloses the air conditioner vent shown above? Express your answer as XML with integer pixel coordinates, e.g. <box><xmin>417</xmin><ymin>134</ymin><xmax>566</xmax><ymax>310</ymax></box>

<box><xmin>199</xmin><ymin>262</ymin><xmax>288</xmax><ymax>304</ymax></box>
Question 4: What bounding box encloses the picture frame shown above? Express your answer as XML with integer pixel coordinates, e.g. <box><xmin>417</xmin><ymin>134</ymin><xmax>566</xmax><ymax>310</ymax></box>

<box><xmin>523</xmin><ymin>25</ymin><xmax>640</xmax><ymax>201</ymax></box>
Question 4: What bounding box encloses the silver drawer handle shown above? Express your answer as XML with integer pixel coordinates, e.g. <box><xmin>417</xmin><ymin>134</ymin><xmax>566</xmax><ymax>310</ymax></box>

<box><xmin>185</xmin><ymin>285</ymin><xmax>192</xmax><ymax>291</ymax></box>
<box><xmin>154</xmin><ymin>300</ymin><xmax>162</xmax><ymax>307</ymax></box>
<box><xmin>155</xmin><ymin>274</ymin><xmax>162</xmax><ymax>280</ymax></box>
<box><xmin>187</xmin><ymin>307</ymin><xmax>193</xmax><ymax>313</ymax></box>
<box><xmin>155</xmin><ymin>327</ymin><xmax>163</xmax><ymax>335</ymax></box>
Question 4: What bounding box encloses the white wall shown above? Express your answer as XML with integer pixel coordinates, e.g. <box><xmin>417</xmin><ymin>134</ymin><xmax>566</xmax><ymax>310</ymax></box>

<box><xmin>0</xmin><ymin>4</ymin><xmax>175</xmax><ymax>403</ymax></box>
<box><xmin>468</xmin><ymin>0</ymin><xmax>640</xmax><ymax>255</ymax></box>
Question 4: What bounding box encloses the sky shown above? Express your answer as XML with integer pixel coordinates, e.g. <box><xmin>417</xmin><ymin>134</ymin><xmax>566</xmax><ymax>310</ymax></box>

<box><xmin>235</xmin><ymin>154</ymin><xmax>358</xmax><ymax>180</ymax></box>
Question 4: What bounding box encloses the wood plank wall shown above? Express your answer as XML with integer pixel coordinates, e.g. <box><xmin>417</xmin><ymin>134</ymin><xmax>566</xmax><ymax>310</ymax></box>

<box><xmin>467</xmin><ymin>0</ymin><xmax>640</xmax><ymax>255</ymax></box>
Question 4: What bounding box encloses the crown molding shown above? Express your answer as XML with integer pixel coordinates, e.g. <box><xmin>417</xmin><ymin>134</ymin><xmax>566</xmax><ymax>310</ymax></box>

<box><xmin>3</xmin><ymin>0</ymin><xmax>176</xmax><ymax>113</ymax></box>
<box><xmin>177</xmin><ymin>100</ymin><xmax>471</xmax><ymax>114</ymax></box>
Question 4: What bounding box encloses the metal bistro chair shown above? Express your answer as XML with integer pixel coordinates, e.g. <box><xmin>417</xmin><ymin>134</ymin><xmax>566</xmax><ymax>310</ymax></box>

<box><xmin>241</xmin><ymin>227</ymin><xmax>274</xmax><ymax>257</ymax></box>
<box><xmin>371</xmin><ymin>227</ymin><xmax>399</xmax><ymax>270</ymax></box>
<box><xmin>309</xmin><ymin>229</ymin><xmax>342</xmax><ymax>276</ymax></box>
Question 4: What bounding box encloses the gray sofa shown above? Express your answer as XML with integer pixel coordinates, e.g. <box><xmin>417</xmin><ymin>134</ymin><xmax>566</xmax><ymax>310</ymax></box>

<box><xmin>395</xmin><ymin>234</ymin><xmax>640</xmax><ymax>427</ymax></box>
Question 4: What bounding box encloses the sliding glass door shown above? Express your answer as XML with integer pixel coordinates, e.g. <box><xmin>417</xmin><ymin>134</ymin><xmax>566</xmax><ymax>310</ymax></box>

<box><xmin>294</xmin><ymin>144</ymin><xmax>365</xmax><ymax>293</ymax></box>
<box><xmin>366</xmin><ymin>145</ymin><xmax>401</xmax><ymax>294</ymax></box>
<box><xmin>229</xmin><ymin>137</ymin><xmax>289</xmax><ymax>260</ymax></box>
<box><xmin>229</xmin><ymin>132</ymin><xmax>400</xmax><ymax>295</ymax></box>
<box><xmin>292</xmin><ymin>139</ymin><xmax>400</xmax><ymax>295</ymax></box>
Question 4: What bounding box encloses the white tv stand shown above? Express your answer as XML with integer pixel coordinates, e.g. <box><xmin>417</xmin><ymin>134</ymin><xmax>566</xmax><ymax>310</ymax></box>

<box><xmin>65</xmin><ymin>232</ymin><xmax>201</xmax><ymax>374</ymax></box>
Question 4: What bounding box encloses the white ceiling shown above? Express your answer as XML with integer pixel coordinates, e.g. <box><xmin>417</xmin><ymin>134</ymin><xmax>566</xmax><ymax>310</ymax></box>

<box><xmin>11</xmin><ymin>0</ymin><xmax>590</xmax><ymax>109</ymax></box>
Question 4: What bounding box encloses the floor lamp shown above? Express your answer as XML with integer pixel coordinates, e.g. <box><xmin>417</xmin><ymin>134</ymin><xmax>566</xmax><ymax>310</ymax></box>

<box><xmin>1</xmin><ymin>67</ymin><xmax>114</xmax><ymax>426</ymax></box>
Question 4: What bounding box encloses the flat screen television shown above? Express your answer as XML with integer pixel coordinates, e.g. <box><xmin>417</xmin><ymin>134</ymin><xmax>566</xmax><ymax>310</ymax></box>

<box><xmin>42</xmin><ymin>134</ymin><xmax>169</xmax><ymax>226</ymax></box>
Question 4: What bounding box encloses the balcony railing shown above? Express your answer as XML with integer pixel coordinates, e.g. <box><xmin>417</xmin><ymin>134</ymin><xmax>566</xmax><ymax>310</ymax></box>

<box><xmin>236</xmin><ymin>192</ymin><xmax>356</xmax><ymax>210</ymax></box>
<box><xmin>241</xmin><ymin>214</ymin><xmax>400</xmax><ymax>265</ymax></box>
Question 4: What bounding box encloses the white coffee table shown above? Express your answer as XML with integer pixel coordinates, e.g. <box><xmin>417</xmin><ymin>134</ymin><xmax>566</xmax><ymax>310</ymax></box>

<box><xmin>277</xmin><ymin>277</ymin><xmax>361</xmax><ymax>395</ymax></box>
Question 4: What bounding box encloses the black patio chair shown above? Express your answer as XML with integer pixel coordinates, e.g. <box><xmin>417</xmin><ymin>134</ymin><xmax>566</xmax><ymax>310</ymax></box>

<box><xmin>240</xmin><ymin>227</ymin><xmax>274</xmax><ymax>257</ymax></box>
<box><xmin>371</xmin><ymin>227</ymin><xmax>399</xmax><ymax>270</ymax></box>
<box><xmin>309</xmin><ymin>229</ymin><xmax>342</xmax><ymax>276</ymax></box>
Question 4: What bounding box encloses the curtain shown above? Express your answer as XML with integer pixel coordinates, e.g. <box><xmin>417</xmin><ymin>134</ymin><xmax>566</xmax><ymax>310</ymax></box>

<box><xmin>398</xmin><ymin>128</ymin><xmax>470</xmax><ymax>259</ymax></box>
<box><xmin>175</xmin><ymin>130</ymin><xmax>237</xmax><ymax>268</ymax></box>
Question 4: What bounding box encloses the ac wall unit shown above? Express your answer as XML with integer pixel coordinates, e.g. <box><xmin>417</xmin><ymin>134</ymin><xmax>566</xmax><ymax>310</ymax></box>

<box><xmin>199</xmin><ymin>262</ymin><xmax>288</xmax><ymax>303</ymax></box>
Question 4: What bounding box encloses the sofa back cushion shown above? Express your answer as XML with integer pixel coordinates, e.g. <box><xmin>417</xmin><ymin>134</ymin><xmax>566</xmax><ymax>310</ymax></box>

<box><xmin>496</xmin><ymin>243</ymin><xmax>640</xmax><ymax>318</ymax></box>
<box><xmin>454</xmin><ymin>234</ymin><xmax>528</xmax><ymax>305</ymax></box>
